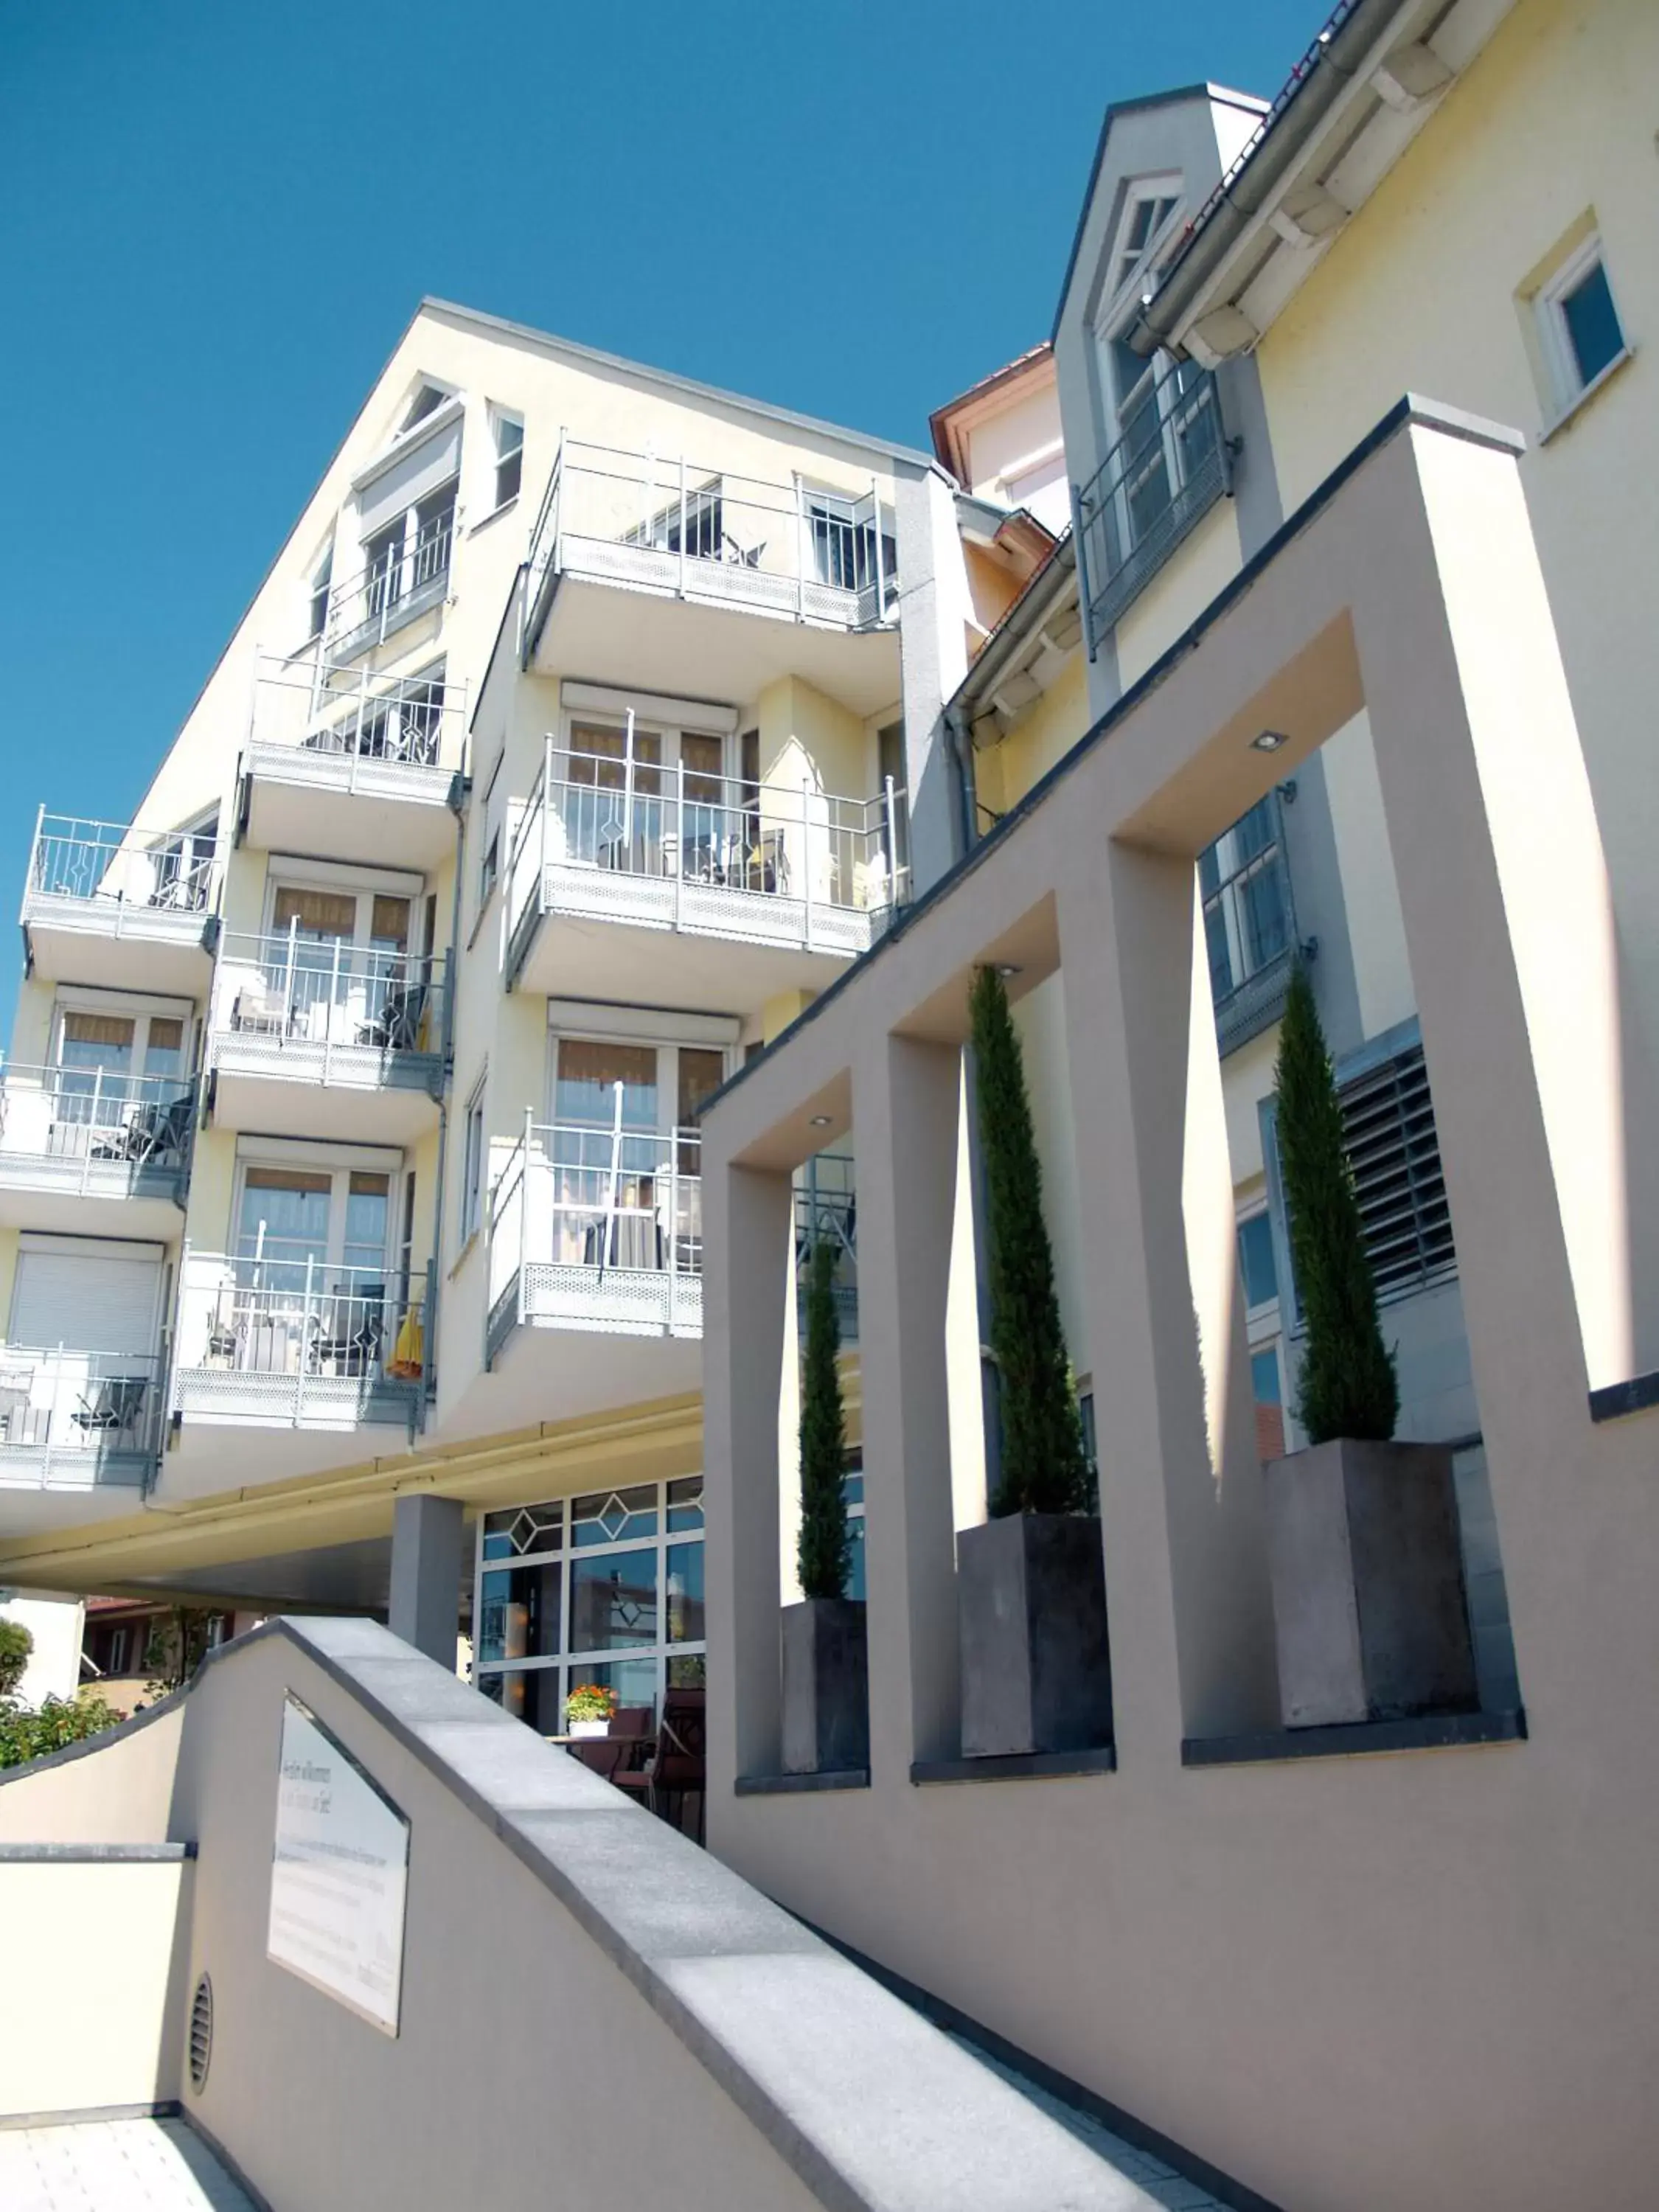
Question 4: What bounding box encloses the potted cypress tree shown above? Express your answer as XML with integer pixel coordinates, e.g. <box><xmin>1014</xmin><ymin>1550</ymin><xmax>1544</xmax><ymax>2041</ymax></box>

<box><xmin>958</xmin><ymin>967</ymin><xmax>1111</xmax><ymax>1758</ymax></box>
<box><xmin>781</xmin><ymin>1237</ymin><xmax>869</xmax><ymax>1774</ymax></box>
<box><xmin>1265</xmin><ymin>966</ymin><xmax>1477</xmax><ymax>1727</ymax></box>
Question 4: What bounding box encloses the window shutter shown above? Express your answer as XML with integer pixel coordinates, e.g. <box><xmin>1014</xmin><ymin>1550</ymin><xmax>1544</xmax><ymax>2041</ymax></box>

<box><xmin>11</xmin><ymin>1251</ymin><xmax>161</xmax><ymax>1353</ymax></box>
<box><xmin>356</xmin><ymin>413</ymin><xmax>464</xmax><ymax>537</ymax></box>
<box><xmin>1340</xmin><ymin>1042</ymin><xmax>1456</xmax><ymax>1301</ymax></box>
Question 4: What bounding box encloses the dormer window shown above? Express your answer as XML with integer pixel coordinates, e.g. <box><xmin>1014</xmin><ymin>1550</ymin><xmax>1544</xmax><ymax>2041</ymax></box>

<box><xmin>403</xmin><ymin>383</ymin><xmax>447</xmax><ymax>431</ymax></box>
<box><xmin>1111</xmin><ymin>184</ymin><xmax>1181</xmax><ymax>302</ymax></box>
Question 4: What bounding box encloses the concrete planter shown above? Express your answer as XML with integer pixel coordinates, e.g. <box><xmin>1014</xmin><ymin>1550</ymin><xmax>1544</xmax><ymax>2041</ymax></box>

<box><xmin>782</xmin><ymin>1598</ymin><xmax>869</xmax><ymax>1775</ymax></box>
<box><xmin>1264</xmin><ymin>1436</ymin><xmax>1478</xmax><ymax>1728</ymax></box>
<box><xmin>958</xmin><ymin>1514</ymin><xmax>1113</xmax><ymax>1759</ymax></box>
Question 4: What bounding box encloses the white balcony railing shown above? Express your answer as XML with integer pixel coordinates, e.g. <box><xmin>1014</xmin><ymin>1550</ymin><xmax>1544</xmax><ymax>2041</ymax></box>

<box><xmin>324</xmin><ymin>503</ymin><xmax>455</xmax><ymax>655</ymax></box>
<box><xmin>506</xmin><ymin>737</ymin><xmax>908</xmax><ymax>975</ymax></box>
<box><xmin>173</xmin><ymin>1254</ymin><xmax>427</xmax><ymax>1429</ymax></box>
<box><xmin>247</xmin><ymin>653</ymin><xmax>467</xmax><ymax>793</ymax></box>
<box><xmin>0</xmin><ymin>1345</ymin><xmax>164</xmax><ymax>1488</ymax></box>
<box><xmin>0</xmin><ymin>1064</ymin><xmax>193</xmax><ymax>1194</ymax></box>
<box><xmin>23</xmin><ymin>813</ymin><xmax>218</xmax><ymax>928</ymax></box>
<box><xmin>488</xmin><ymin>1109</ymin><xmax>703</xmax><ymax>1357</ymax></box>
<box><xmin>209</xmin><ymin>931</ymin><xmax>448</xmax><ymax>1089</ymax></box>
<box><xmin>524</xmin><ymin>436</ymin><xmax>899</xmax><ymax>656</ymax></box>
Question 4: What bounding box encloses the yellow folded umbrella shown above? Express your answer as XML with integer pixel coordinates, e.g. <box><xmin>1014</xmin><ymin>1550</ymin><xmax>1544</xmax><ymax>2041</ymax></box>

<box><xmin>387</xmin><ymin>1310</ymin><xmax>424</xmax><ymax>1380</ymax></box>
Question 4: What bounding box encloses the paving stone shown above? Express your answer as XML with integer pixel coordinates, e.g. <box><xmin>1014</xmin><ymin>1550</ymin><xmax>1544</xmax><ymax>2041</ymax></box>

<box><xmin>0</xmin><ymin>2118</ymin><xmax>257</xmax><ymax>2212</ymax></box>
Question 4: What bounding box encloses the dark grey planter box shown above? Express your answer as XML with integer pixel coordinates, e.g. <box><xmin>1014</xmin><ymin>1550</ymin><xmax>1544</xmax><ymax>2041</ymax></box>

<box><xmin>1264</xmin><ymin>1437</ymin><xmax>1479</xmax><ymax>1728</ymax></box>
<box><xmin>958</xmin><ymin>1514</ymin><xmax>1113</xmax><ymax>1759</ymax></box>
<box><xmin>782</xmin><ymin>1598</ymin><xmax>869</xmax><ymax>1775</ymax></box>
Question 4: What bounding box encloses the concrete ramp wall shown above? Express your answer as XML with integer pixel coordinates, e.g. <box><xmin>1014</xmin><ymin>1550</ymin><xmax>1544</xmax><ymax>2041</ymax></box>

<box><xmin>0</xmin><ymin>1620</ymin><xmax>1144</xmax><ymax>2212</ymax></box>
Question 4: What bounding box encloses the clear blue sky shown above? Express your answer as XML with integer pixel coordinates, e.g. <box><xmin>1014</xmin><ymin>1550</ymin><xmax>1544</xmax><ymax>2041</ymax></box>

<box><xmin>0</xmin><ymin>0</ymin><xmax>1316</xmax><ymax>1040</ymax></box>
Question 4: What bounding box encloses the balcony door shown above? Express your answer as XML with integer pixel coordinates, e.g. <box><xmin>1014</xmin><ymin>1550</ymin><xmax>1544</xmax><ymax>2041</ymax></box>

<box><xmin>545</xmin><ymin>1037</ymin><xmax>723</xmax><ymax>1270</ymax></box>
<box><xmin>230</xmin><ymin>1160</ymin><xmax>396</xmax><ymax>1377</ymax></box>
<box><xmin>47</xmin><ymin>1005</ymin><xmax>188</xmax><ymax>1159</ymax></box>
<box><xmin>559</xmin><ymin>715</ymin><xmax>732</xmax><ymax>881</ymax></box>
<box><xmin>263</xmin><ymin>883</ymin><xmax>413</xmax><ymax>1043</ymax></box>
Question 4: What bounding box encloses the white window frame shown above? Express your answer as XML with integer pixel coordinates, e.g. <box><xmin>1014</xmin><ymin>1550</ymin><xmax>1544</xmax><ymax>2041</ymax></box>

<box><xmin>471</xmin><ymin>1474</ymin><xmax>707</xmax><ymax>1721</ymax></box>
<box><xmin>461</xmin><ymin>1074</ymin><xmax>487</xmax><ymax>1244</ymax></box>
<box><xmin>490</xmin><ymin>407</ymin><xmax>524</xmax><ymax>512</ymax></box>
<box><xmin>49</xmin><ymin>990</ymin><xmax>195</xmax><ymax>1082</ymax></box>
<box><xmin>231</xmin><ymin>1146</ymin><xmax>402</xmax><ymax>1282</ymax></box>
<box><xmin>261</xmin><ymin>866</ymin><xmax>425</xmax><ymax>949</ymax></box>
<box><xmin>546</xmin><ymin>1029</ymin><xmax>731</xmax><ymax>1149</ymax></box>
<box><xmin>1535</xmin><ymin>232</ymin><xmax>1627</xmax><ymax>414</ymax></box>
<box><xmin>306</xmin><ymin>542</ymin><xmax>333</xmax><ymax>644</ymax></box>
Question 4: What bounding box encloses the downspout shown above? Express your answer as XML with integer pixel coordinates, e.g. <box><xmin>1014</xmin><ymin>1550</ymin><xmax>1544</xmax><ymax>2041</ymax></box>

<box><xmin>425</xmin><ymin>765</ymin><xmax>470</xmax><ymax>1422</ymax></box>
<box><xmin>943</xmin><ymin>703</ymin><xmax>980</xmax><ymax>859</ymax></box>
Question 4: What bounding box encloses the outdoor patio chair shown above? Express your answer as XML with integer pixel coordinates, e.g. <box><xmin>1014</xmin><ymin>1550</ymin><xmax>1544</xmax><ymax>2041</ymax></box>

<box><xmin>612</xmin><ymin>1686</ymin><xmax>706</xmax><ymax>1843</ymax></box>
<box><xmin>571</xmin><ymin>1704</ymin><xmax>655</xmax><ymax>1784</ymax></box>
<box><xmin>72</xmin><ymin>1376</ymin><xmax>148</xmax><ymax>1445</ymax></box>
<box><xmin>308</xmin><ymin>1295</ymin><xmax>385</xmax><ymax>1380</ymax></box>
<box><xmin>357</xmin><ymin>980</ymin><xmax>426</xmax><ymax>1051</ymax></box>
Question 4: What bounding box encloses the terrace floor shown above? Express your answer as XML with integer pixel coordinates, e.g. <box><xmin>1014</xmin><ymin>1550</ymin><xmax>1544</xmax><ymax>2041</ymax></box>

<box><xmin>0</xmin><ymin>2117</ymin><xmax>259</xmax><ymax>2211</ymax></box>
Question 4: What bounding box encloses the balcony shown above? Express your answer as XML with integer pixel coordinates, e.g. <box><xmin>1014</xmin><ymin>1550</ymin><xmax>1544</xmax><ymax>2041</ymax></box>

<box><xmin>521</xmin><ymin>439</ymin><xmax>902</xmax><ymax>717</ymax></box>
<box><xmin>170</xmin><ymin>1256</ymin><xmax>425</xmax><ymax>1437</ymax></box>
<box><xmin>1076</xmin><ymin>362</ymin><xmax>1230</xmax><ymax>653</ymax></box>
<box><xmin>796</xmin><ymin>1152</ymin><xmax>858</xmax><ymax>1342</ymax></box>
<box><xmin>0</xmin><ymin>1065</ymin><xmax>192</xmax><ymax>1237</ymax></box>
<box><xmin>240</xmin><ymin>655</ymin><xmax>465</xmax><ymax>869</ymax></box>
<box><xmin>21</xmin><ymin>813</ymin><xmax>218</xmax><ymax>994</ymax></box>
<box><xmin>1202</xmin><ymin>789</ymin><xmax>1298</xmax><ymax>1054</ymax></box>
<box><xmin>505</xmin><ymin>741</ymin><xmax>908</xmax><ymax>1008</ymax></box>
<box><xmin>0</xmin><ymin>1346</ymin><xmax>163</xmax><ymax>1498</ymax></box>
<box><xmin>324</xmin><ymin>498</ymin><xmax>454</xmax><ymax>663</ymax></box>
<box><xmin>206</xmin><ymin>933</ymin><xmax>448</xmax><ymax>1142</ymax></box>
<box><xmin>487</xmin><ymin>1120</ymin><xmax>703</xmax><ymax>1366</ymax></box>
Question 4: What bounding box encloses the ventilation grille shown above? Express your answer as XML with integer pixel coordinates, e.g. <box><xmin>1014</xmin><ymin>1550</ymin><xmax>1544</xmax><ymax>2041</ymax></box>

<box><xmin>1342</xmin><ymin>1043</ymin><xmax>1457</xmax><ymax>1303</ymax></box>
<box><xmin>188</xmin><ymin>1974</ymin><xmax>213</xmax><ymax>2092</ymax></box>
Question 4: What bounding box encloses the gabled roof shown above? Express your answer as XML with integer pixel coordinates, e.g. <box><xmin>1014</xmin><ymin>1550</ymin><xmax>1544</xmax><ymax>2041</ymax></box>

<box><xmin>420</xmin><ymin>297</ymin><xmax>943</xmax><ymax>474</ymax></box>
<box><xmin>929</xmin><ymin>343</ymin><xmax>1055</xmax><ymax>475</ymax></box>
<box><xmin>1051</xmin><ymin>83</ymin><xmax>1270</xmax><ymax>338</ymax></box>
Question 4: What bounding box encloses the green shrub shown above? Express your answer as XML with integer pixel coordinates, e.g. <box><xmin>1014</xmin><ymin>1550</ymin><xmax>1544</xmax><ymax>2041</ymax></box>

<box><xmin>797</xmin><ymin>1238</ymin><xmax>852</xmax><ymax>1599</ymax></box>
<box><xmin>1273</xmin><ymin>964</ymin><xmax>1398</xmax><ymax>1444</ymax></box>
<box><xmin>0</xmin><ymin>1693</ymin><xmax>122</xmax><ymax>1770</ymax></box>
<box><xmin>0</xmin><ymin>1618</ymin><xmax>32</xmax><ymax>1700</ymax></box>
<box><xmin>969</xmin><ymin>966</ymin><xmax>1091</xmax><ymax>1517</ymax></box>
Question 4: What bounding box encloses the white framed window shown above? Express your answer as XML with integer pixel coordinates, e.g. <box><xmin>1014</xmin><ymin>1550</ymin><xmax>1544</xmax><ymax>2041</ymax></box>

<box><xmin>461</xmin><ymin>1074</ymin><xmax>487</xmax><ymax>1243</ymax></box>
<box><xmin>402</xmin><ymin>382</ymin><xmax>448</xmax><ymax>431</ymax></box>
<box><xmin>1535</xmin><ymin>234</ymin><xmax>1627</xmax><ymax>413</ymax></box>
<box><xmin>490</xmin><ymin>408</ymin><xmax>524</xmax><ymax>510</ymax></box>
<box><xmin>307</xmin><ymin>543</ymin><xmax>333</xmax><ymax>643</ymax></box>
<box><xmin>232</xmin><ymin>1153</ymin><xmax>398</xmax><ymax>1294</ymax></box>
<box><xmin>477</xmin><ymin>754</ymin><xmax>504</xmax><ymax>916</ymax></box>
<box><xmin>473</xmin><ymin>1475</ymin><xmax>706</xmax><ymax>1729</ymax></box>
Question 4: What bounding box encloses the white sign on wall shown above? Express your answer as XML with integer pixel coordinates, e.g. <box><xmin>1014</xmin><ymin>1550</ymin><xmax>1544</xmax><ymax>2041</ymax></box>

<box><xmin>267</xmin><ymin>1694</ymin><xmax>410</xmax><ymax>2036</ymax></box>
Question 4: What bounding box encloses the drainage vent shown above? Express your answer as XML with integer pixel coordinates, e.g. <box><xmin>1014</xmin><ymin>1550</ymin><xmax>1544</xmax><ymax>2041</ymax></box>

<box><xmin>188</xmin><ymin>1974</ymin><xmax>213</xmax><ymax>2091</ymax></box>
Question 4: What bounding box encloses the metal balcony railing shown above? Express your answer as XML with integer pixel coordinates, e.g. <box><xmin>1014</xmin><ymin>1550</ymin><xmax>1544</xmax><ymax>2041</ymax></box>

<box><xmin>507</xmin><ymin>737</ymin><xmax>908</xmax><ymax>967</ymax></box>
<box><xmin>1200</xmin><ymin>790</ymin><xmax>1298</xmax><ymax>1052</ymax></box>
<box><xmin>24</xmin><ymin>813</ymin><xmax>218</xmax><ymax>922</ymax></box>
<box><xmin>796</xmin><ymin>1152</ymin><xmax>858</xmax><ymax>1342</ymax></box>
<box><xmin>0</xmin><ymin>1064</ymin><xmax>194</xmax><ymax>1189</ymax></box>
<box><xmin>523</xmin><ymin>435</ymin><xmax>899</xmax><ymax>658</ymax></box>
<box><xmin>211</xmin><ymin>932</ymin><xmax>448</xmax><ymax>1074</ymax></box>
<box><xmin>488</xmin><ymin>1109</ymin><xmax>703</xmax><ymax>1355</ymax></box>
<box><xmin>0</xmin><ymin>1345</ymin><xmax>165</xmax><ymax>1485</ymax></box>
<box><xmin>1075</xmin><ymin>362</ymin><xmax>1230</xmax><ymax>652</ymax></box>
<box><xmin>173</xmin><ymin>1257</ymin><xmax>428</xmax><ymax>1408</ymax></box>
<box><xmin>248</xmin><ymin>653</ymin><xmax>467</xmax><ymax>784</ymax></box>
<box><xmin>324</xmin><ymin>503</ymin><xmax>455</xmax><ymax>655</ymax></box>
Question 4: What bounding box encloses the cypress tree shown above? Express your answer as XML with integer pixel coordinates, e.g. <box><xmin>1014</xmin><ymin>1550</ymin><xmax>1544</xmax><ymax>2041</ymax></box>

<box><xmin>969</xmin><ymin>965</ymin><xmax>1091</xmax><ymax>1517</ymax></box>
<box><xmin>797</xmin><ymin>1237</ymin><xmax>852</xmax><ymax>1599</ymax></box>
<box><xmin>1273</xmin><ymin>964</ymin><xmax>1399</xmax><ymax>1444</ymax></box>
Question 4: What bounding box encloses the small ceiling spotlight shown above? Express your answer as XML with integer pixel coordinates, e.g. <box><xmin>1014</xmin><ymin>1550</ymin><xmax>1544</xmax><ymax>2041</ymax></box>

<box><xmin>809</xmin><ymin>1113</ymin><xmax>832</xmax><ymax>1128</ymax></box>
<box><xmin>1251</xmin><ymin>728</ymin><xmax>1290</xmax><ymax>753</ymax></box>
<box><xmin>995</xmin><ymin>962</ymin><xmax>1023</xmax><ymax>978</ymax></box>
